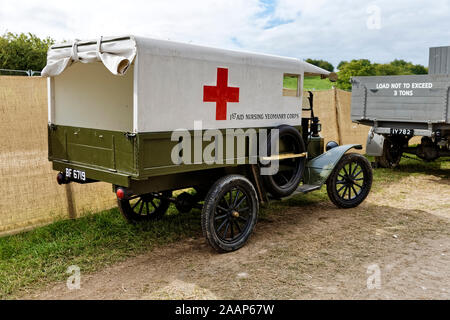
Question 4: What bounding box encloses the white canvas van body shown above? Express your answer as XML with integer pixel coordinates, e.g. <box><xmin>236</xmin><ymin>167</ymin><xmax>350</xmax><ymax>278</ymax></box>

<box><xmin>45</xmin><ymin>35</ymin><xmax>333</xmax><ymax>133</ymax></box>
<box><xmin>44</xmin><ymin>35</ymin><xmax>333</xmax><ymax>185</ymax></box>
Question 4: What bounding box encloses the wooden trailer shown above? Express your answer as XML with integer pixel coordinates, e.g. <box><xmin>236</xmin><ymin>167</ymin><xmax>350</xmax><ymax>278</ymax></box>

<box><xmin>43</xmin><ymin>35</ymin><xmax>372</xmax><ymax>252</ymax></box>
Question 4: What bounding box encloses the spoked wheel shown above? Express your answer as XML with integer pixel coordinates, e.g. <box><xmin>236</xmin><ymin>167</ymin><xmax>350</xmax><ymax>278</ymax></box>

<box><xmin>202</xmin><ymin>175</ymin><xmax>259</xmax><ymax>253</ymax></box>
<box><xmin>262</xmin><ymin>125</ymin><xmax>306</xmax><ymax>198</ymax></box>
<box><xmin>376</xmin><ymin>139</ymin><xmax>404</xmax><ymax>168</ymax></box>
<box><xmin>117</xmin><ymin>191</ymin><xmax>171</xmax><ymax>222</ymax></box>
<box><xmin>326</xmin><ymin>153</ymin><xmax>372</xmax><ymax>209</ymax></box>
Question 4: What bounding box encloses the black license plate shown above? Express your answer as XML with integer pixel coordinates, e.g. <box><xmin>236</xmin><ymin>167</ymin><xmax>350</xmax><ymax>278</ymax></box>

<box><xmin>65</xmin><ymin>168</ymin><xmax>86</xmax><ymax>182</ymax></box>
<box><xmin>390</xmin><ymin>128</ymin><xmax>414</xmax><ymax>137</ymax></box>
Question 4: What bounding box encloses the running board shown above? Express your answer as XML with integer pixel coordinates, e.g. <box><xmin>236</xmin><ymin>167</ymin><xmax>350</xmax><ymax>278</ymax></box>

<box><xmin>294</xmin><ymin>184</ymin><xmax>322</xmax><ymax>194</ymax></box>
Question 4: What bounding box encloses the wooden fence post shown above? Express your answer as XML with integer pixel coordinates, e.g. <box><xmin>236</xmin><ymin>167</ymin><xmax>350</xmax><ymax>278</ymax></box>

<box><xmin>65</xmin><ymin>184</ymin><xmax>77</xmax><ymax>219</ymax></box>
<box><xmin>333</xmin><ymin>87</ymin><xmax>343</xmax><ymax>144</ymax></box>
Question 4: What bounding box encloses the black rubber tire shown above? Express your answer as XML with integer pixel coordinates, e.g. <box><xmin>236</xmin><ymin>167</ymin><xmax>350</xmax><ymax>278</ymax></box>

<box><xmin>118</xmin><ymin>191</ymin><xmax>171</xmax><ymax>223</ymax></box>
<box><xmin>201</xmin><ymin>175</ymin><xmax>259</xmax><ymax>253</ymax></box>
<box><xmin>376</xmin><ymin>139</ymin><xmax>403</xmax><ymax>169</ymax></box>
<box><xmin>261</xmin><ymin>125</ymin><xmax>306</xmax><ymax>199</ymax></box>
<box><xmin>326</xmin><ymin>153</ymin><xmax>372</xmax><ymax>209</ymax></box>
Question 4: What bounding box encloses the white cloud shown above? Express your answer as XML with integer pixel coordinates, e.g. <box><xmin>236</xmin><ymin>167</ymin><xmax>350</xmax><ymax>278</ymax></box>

<box><xmin>0</xmin><ymin>0</ymin><xmax>449</xmax><ymax>67</ymax></box>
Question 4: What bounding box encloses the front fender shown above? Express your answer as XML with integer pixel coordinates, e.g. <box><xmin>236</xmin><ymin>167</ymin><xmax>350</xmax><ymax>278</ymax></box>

<box><xmin>303</xmin><ymin>144</ymin><xmax>363</xmax><ymax>186</ymax></box>
<box><xmin>366</xmin><ymin>127</ymin><xmax>385</xmax><ymax>157</ymax></box>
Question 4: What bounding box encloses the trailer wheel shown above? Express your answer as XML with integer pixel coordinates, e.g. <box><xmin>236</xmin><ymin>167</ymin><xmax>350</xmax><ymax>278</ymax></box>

<box><xmin>202</xmin><ymin>175</ymin><xmax>258</xmax><ymax>253</ymax></box>
<box><xmin>376</xmin><ymin>139</ymin><xmax>403</xmax><ymax>168</ymax></box>
<box><xmin>118</xmin><ymin>191</ymin><xmax>171</xmax><ymax>222</ymax></box>
<box><xmin>261</xmin><ymin>125</ymin><xmax>306</xmax><ymax>199</ymax></box>
<box><xmin>326</xmin><ymin>153</ymin><xmax>372</xmax><ymax>209</ymax></box>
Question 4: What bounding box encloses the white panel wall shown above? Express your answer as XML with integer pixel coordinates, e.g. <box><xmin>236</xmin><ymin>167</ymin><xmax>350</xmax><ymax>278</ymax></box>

<box><xmin>53</xmin><ymin>62</ymin><xmax>134</xmax><ymax>132</ymax></box>
<box><xmin>136</xmin><ymin>54</ymin><xmax>303</xmax><ymax>132</ymax></box>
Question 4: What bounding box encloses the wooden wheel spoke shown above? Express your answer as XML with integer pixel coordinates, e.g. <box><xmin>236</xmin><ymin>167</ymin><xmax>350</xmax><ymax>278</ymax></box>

<box><xmin>150</xmin><ymin>199</ymin><xmax>158</xmax><ymax>210</ymax></box>
<box><xmin>223</xmin><ymin>222</ymin><xmax>230</xmax><ymax>239</ymax></box>
<box><xmin>342</xmin><ymin>166</ymin><xmax>349</xmax><ymax>177</ymax></box>
<box><xmin>238</xmin><ymin>216</ymin><xmax>248</xmax><ymax>223</ymax></box>
<box><xmin>353</xmin><ymin>170</ymin><xmax>363</xmax><ymax>179</ymax></box>
<box><xmin>234</xmin><ymin>220</ymin><xmax>242</xmax><ymax>233</ymax></box>
<box><xmin>217</xmin><ymin>205</ymin><xmax>228</xmax><ymax>213</ymax></box>
<box><xmin>343</xmin><ymin>187</ymin><xmax>349</xmax><ymax>199</ymax></box>
<box><xmin>351</xmin><ymin>164</ymin><xmax>360</xmax><ymax>176</ymax></box>
<box><xmin>235</xmin><ymin>195</ymin><xmax>247</xmax><ymax>209</ymax></box>
<box><xmin>233</xmin><ymin>190</ymin><xmax>241</xmax><ymax>207</ymax></box>
<box><xmin>214</xmin><ymin>214</ymin><xmax>228</xmax><ymax>221</ymax></box>
<box><xmin>217</xmin><ymin>219</ymin><xmax>228</xmax><ymax>232</ymax></box>
<box><xmin>132</xmin><ymin>199</ymin><xmax>142</xmax><ymax>210</ymax></box>
<box><xmin>230</xmin><ymin>222</ymin><xmax>234</xmax><ymax>239</ymax></box>
<box><xmin>223</xmin><ymin>192</ymin><xmax>231</xmax><ymax>207</ymax></box>
<box><xmin>351</xmin><ymin>185</ymin><xmax>359</xmax><ymax>197</ymax></box>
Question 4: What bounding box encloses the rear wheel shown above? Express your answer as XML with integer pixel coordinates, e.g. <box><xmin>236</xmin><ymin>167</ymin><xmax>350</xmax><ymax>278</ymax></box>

<box><xmin>118</xmin><ymin>191</ymin><xmax>171</xmax><ymax>222</ymax></box>
<box><xmin>376</xmin><ymin>139</ymin><xmax>403</xmax><ymax>168</ymax></box>
<box><xmin>202</xmin><ymin>175</ymin><xmax>259</xmax><ymax>253</ymax></box>
<box><xmin>326</xmin><ymin>153</ymin><xmax>372</xmax><ymax>209</ymax></box>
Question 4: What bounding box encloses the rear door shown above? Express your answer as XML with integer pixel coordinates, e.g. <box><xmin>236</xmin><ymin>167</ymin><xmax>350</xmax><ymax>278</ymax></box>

<box><xmin>48</xmin><ymin>126</ymin><xmax>136</xmax><ymax>175</ymax></box>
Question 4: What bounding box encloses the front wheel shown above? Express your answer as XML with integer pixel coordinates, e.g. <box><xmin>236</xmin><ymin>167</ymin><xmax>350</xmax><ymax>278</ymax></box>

<box><xmin>326</xmin><ymin>153</ymin><xmax>372</xmax><ymax>209</ymax></box>
<box><xmin>201</xmin><ymin>175</ymin><xmax>259</xmax><ymax>253</ymax></box>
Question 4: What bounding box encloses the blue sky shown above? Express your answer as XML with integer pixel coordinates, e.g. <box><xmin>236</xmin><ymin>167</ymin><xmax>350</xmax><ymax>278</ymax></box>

<box><xmin>1</xmin><ymin>0</ymin><xmax>449</xmax><ymax>69</ymax></box>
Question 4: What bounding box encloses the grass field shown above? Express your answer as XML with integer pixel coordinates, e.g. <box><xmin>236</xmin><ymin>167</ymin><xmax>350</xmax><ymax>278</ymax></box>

<box><xmin>0</xmin><ymin>156</ymin><xmax>448</xmax><ymax>298</ymax></box>
<box><xmin>283</xmin><ymin>76</ymin><xmax>334</xmax><ymax>91</ymax></box>
<box><xmin>303</xmin><ymin>76</ymin><xmax>334</xmax><ymax>90</ymax></box>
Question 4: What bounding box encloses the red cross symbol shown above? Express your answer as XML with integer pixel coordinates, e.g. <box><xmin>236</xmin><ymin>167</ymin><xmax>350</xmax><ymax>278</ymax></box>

<box><xmin>203</xmin><ymin>68</ymin><xmax>240</xmax><ymax>120</ymax></box>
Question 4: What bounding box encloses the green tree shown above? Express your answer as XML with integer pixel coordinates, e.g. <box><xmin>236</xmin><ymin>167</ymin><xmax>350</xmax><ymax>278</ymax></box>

<box><xmin>337</xmin><ymin>58</ymin><xmax>428</xmax><ymax>90</ymax></box>
<box><xmin>337</xmin><ymin>59</ymin><xmax>376</xmax><ymax>90</ymax></box>
<box><xmin>337</xmin><ymin>61</ymin><xmax>348</xmax><ymax>70</ymax></box>
<box><xmin>389</xmin><ymin>59</ymin><xmax>427</xmax><ymax>74</ymax></box>
<box><xmin>374</xmin><ymin>63</ymin><xmax>403</xmax><ymax>76</ymax></box>
<box><xmin>305</xmin><ymin>59</ymin><xmax>334</xmax><ymax>72</ymax></box>
<box><xmin>0</xmin><ymin>32</ymin><xmax>54</xmax><ymax>72</ymax></box>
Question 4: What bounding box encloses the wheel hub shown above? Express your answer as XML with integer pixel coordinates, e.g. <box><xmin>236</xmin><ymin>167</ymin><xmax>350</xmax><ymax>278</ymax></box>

<box><xmin>232</xmin><ymin>210</ymin><xmax>240</xmax><ymax>218</ymax></box>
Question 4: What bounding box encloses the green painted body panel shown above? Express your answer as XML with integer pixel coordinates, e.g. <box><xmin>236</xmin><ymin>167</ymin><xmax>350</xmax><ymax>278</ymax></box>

<box><xmin>48</xmin><ymin>125</ymin><xmax>136</xmax><ymax>185</ymax></box>
<box><xmin>48</xmin><ymin>124</ymin><xmax>355</xmax><ymax>193</ymax></box>
<box><xmin>307</xmin><ymin>136</ymin><xmax>324</xmax><ymax>159</ymax></box>
<box><xmin>52</xmin><ymin>160</ymin><xmax>131</xmax><ymax>186</ymax></box>
<box><xmin>49</xmin><ymin>125</ymin><xmax>307</xmax><ymax>188</ymax></box>
<box><xmin>303</xmin><ymin>144</ymin><xmax>362</xmax><ymax>186</ymax></box>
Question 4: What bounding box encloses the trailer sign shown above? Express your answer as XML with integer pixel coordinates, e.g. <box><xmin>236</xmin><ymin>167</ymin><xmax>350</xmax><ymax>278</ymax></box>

<box><xmin>375</xmin><ymin>82</ymin><xmax>433</xmax><ymax>97</ymax></box>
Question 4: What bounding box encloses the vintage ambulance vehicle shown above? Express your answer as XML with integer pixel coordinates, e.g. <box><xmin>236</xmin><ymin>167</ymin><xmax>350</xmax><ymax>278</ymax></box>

<box><xmin>43</xmin><ymin>36</ymin><xmax>372</xmax><ymax>252</ymax></box>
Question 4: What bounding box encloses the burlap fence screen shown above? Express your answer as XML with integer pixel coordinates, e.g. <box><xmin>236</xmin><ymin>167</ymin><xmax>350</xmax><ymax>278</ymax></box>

<box><xmin>0</xmin><ymin>76</ymin><xmax>370</xmax><ymax>236</ymax></box>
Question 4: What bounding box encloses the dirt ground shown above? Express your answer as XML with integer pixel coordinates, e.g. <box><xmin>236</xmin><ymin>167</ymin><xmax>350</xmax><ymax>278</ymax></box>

<box><xmin>23</xmin><ymin>172</ymin><xmax>449</xmax><ymax>300</ymax></box>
